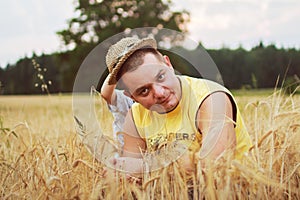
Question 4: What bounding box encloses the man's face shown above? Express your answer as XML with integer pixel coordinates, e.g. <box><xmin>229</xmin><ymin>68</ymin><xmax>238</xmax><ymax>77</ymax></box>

<box><xmin>121</xmin><ymin>53</ymin><xmax>181</xmax><ymax>113</ymax></box>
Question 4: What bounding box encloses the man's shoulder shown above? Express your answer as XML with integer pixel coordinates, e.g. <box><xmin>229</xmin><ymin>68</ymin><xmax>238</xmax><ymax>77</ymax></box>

<box><xmin>131</xmin><ymin>101</ymin><xmax>143</xmax><ymax>113</ymax></box>
<box><xmin>179</xmin><ymin>75</ymin><xmax>229</xmax><ymax>92</ymax></box>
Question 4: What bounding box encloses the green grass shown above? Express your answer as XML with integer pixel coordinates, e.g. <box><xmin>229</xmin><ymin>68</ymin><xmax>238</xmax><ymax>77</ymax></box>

<box><xmin>232</xmin><ymin>88</ymin><xmax>278</xmax><ymax>96</ymax></box>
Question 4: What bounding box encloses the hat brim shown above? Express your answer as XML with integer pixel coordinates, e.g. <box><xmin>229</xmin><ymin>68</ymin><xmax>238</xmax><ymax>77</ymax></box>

<box><xmin>108</xmin><ymin>37</ymin><xmax>157</xmax><ymax>85</ymax></box>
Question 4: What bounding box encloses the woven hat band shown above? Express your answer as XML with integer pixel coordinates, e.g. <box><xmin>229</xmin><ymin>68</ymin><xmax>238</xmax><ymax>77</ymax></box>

<box><xmin>105</xmin><ymin>37</ymin><xmax>157</xmax><ymax>84</ymax></box>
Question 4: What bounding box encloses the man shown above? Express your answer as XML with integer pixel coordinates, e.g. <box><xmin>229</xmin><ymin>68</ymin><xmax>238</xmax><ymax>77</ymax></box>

<box><xmin>105</xmin><ymin>37</ymin><xmax>251</xmax><ymax>176</ymax></box>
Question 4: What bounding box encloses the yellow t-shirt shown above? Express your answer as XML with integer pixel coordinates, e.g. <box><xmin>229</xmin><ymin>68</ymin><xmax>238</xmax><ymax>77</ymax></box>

<box><xmin>131</xmin><ymin>76</ymin><xmax>251</xmax><ymax>159</ymax></box>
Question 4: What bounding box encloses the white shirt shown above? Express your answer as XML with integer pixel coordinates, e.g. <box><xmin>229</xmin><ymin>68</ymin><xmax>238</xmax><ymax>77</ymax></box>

<box><xmin>108</xmin><ymin>90</ymin><xmax>134</xmax><ymax>145</ymax></box>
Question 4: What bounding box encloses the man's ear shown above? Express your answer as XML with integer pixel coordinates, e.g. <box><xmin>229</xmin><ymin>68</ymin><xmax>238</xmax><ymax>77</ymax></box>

<box><xmin>124</xmin><ymin>90</ymin><xmax>137</xmax><ymax>102</ymax></box>
<box><xmin>123</xmin><ymin>90</ymin><xmax>131</xmax><ymax>98</ymax></box>
<box><xmin>163</xmin><ymin>55</ymin><xmax>172</xmax><ymax>67</ymax></box>
<box><xmin>163</xmin><ymin>55</ymin><xmax>174</xmax><ymax>72</ymax></box>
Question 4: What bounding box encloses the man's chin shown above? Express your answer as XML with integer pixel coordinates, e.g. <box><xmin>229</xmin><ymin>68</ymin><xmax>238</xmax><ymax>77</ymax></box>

<box><xmin>148</xmin><ymin>104</ymin><xmax>166</xmax><ymax>113</ymax></box>
<box><xmin>150</xmin><ymin>104</ymin><xmax>175</xmax><ymax>114</ymax></box>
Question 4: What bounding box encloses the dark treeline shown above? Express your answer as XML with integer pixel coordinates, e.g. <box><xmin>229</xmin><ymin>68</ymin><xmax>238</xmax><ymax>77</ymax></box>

<box><xmin>209</xmin><ymin>43</ymin><xmax>300</xmax><ymax>90</ymax></box>
<box><xmin>0</xmin><ymin>42</ymin><xmax>299</xmax><ymax>95</ymax></box>
<box><xmin>0</xmin><ymin>0</ymin><xmax>299</xmax><ymax>94</ymax></box>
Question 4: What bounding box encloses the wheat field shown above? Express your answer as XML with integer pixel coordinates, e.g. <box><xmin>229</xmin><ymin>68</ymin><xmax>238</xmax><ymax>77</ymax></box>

<box><xmin>0</xmin><ymin>90</ymin><xmax>299</xmax><ymax>199</ymax></box>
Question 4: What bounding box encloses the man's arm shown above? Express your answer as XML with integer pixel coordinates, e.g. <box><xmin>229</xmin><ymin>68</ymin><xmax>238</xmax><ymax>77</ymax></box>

<box><xmin>100</xmin><ymin>74</ymin><xmax>117</xmax><ymax>105</ymax></box>
<box><xmin>197</xmin><ymin>92</ymin><xmax>236</xmax><ymax>159</ymax></box>
<box><xmin>120</xmin><ymin>109</ymin><xmax>146</xmax><ymax>158</ymax></box>
<box><xmin>113</xmin><ymin>109</ymin><xmax>198</xmax><ymax>175</ymax></box>
<box><xmin>110</xmin><ymin>109</ymin><xmax>146</xmax><ymax>176</ymax></box>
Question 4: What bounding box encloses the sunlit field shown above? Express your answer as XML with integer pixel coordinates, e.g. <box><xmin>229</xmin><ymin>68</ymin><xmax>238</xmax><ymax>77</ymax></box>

<box><xmin>0</xmin><ymin>90</ymin><xmax>299</xmax><ymax>199</ymax></box>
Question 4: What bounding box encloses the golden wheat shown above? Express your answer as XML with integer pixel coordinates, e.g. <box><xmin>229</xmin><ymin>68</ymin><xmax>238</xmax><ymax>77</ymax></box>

<box><xmin>0</xmin><ymin>91</ymin><xmax>299</xmax><ymax>199</ymax></box>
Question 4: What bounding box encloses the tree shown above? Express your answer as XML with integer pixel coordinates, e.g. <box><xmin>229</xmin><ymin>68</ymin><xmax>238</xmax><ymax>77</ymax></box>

<box><xmin>57</xmin><ymin>0</ymin><xmax>190</xmax><ymax>51</ymax></box>
<box><xmin>55</xmin><ymin>0</ymin><xmax>190</xmax><ymax>91</ymax></box>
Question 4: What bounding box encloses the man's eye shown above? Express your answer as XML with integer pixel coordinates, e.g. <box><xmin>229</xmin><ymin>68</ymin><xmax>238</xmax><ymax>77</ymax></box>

<box><xmin>158</xmin><ymin>74</ymin><xmax>165</xmax><ymax>80</ymax></box>
<box><xmin>140</xmin><ymin>88</ymin><xmax>149</xmax><ymax>96</ymax></box>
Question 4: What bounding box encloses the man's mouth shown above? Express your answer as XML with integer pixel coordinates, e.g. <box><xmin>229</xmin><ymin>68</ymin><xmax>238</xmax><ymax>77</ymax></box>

<box><xmin>159</xmin><ymin>94</ymin><xmax>172</xmax><ymax>106</ymax></box>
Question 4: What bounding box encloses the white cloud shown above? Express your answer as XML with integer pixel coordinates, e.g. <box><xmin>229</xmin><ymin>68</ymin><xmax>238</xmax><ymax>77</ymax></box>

<box><xmin>1</xmin><ymin>34</ymin><xmax>61</xmax><ymax>64</ymax></box>
<box><xmin>0</xmin><ymin>0</ymin><xmax>74</xmax><ymax>67</ymax></box>
<box><xmin>173</xmin><ymin>0</ymin><xmax>300</xmax><ymax>49</ymax></box>
<box><xmin>1</xmin><ymin>0</ymin><xmax>300</xmax><ymax>67</ymax></box>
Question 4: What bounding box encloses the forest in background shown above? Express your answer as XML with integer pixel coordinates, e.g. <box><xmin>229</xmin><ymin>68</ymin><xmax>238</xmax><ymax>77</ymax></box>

<box><xmin>0</xmin><ymin>0</ymin><xmax>299</xmax><ymax>95</ymax></box>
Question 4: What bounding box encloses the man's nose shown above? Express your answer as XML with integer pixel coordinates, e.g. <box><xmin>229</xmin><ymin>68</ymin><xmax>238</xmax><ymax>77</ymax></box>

<box><xmin>153</xmin><ymin>84</ymin><xmax>165</xmax><ymax>98</ymax></box>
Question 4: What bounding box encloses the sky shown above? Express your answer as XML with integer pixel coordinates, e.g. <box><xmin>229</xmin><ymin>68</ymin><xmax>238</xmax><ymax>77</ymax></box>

<box><xmin>1</xmin><ymin>0</ymin><xmax>300</xmax><ymax>68</ymax></box>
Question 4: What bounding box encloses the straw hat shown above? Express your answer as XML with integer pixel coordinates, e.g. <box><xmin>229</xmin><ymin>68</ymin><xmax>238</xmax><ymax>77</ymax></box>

<box><xmin>106</xmin><ymin>37</ymin><xmax>157</xmax><ymax>84</ymax></box>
